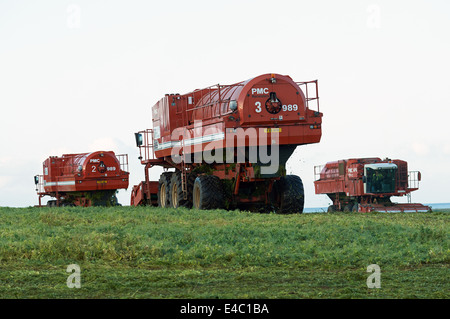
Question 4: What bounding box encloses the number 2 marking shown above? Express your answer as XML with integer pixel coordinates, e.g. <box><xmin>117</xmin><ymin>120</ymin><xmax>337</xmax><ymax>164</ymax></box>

<box><xmin>255</xmin><ymin>101</ymin><xmax>262</xmax><ymax>113</ymax></box>
<box><xmin>92</xmin><ymin>165</ymin><xmax>96</xmax><ymax>173</ymax></box>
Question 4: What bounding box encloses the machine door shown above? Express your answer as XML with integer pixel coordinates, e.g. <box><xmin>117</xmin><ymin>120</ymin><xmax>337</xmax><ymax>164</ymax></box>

<box><xmin>363</xmin><ymin>163</ymin><xmax>397</xmax><ymax>194</ymax></box>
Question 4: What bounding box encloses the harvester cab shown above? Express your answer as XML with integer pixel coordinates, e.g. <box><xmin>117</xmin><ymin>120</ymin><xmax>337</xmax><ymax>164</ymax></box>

<box><xmin>363</xmin><ymin>163</ymin><xmax>397</xmax><ymax>194</ymax></box>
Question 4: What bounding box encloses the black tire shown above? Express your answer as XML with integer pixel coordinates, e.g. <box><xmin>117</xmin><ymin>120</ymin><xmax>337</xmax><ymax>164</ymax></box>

<box><xmin>273</xmin><ymin>175</ymin><xmax>304</xmax><ymax>214</ymax></box>
<box><xmin>47</xmin><ymin>200</ymin><xmax>57</xmax><ymax>207</ymax></box>
<box><xmin>185</xmin><ymin>172</ymin><xmax>197</xmax><ymax>207</ymax></box>
<box><xmin>61</xmin><ymin>201</ymin><xmax>76</xmax><ymax>207</ymax></box>
<box><xmin>327</xmin><ymin>205</ymin><xmax>336</xmax><ymax>213</ymax></box>
<box><xmin>170</xmin><ymin>171</ymin><xmax>191</xmax><ymax>208</ymax></box>
<box><xmin>158</xmin><ymin>172</ymin><xmax>173</xmax><ymax>208</ymax></box>
<box><xmin>89</xmin><ymin>190</ymin><xmax>116</xmax><ymax>206</ymax></box>
<box><xmin>192</xmin><ymin>175</ymin><xmax>225</xmax><ymax>210</ymax></box>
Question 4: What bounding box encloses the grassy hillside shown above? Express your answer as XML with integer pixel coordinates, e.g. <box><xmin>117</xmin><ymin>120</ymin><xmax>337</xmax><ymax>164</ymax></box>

<box><xmin>0</xmin><ymin>206</ymin><xmax>448</xmax><ymax>298</ymax></box>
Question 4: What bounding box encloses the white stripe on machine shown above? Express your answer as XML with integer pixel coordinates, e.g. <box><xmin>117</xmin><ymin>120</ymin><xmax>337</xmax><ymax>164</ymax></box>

<box><xmin>44</xmin><ymin>180</ymin><xmax>76</xmax><ymax>186</ymax></box>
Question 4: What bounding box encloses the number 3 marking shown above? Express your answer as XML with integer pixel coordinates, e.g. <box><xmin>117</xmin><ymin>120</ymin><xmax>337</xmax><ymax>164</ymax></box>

<box><xmin>255</xmin><ymin>101</ymin><xmax>262</xmax><ymax>113</ymax></box>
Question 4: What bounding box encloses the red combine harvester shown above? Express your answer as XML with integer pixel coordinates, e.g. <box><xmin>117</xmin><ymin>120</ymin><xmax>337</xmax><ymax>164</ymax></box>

<box><xmin>314</xmin><ymin>158</ymin><xmax>431</xmax><ymax>212</ymax></box>
<box><xmin>131</xmin><ymin>73</ymin><xmax>323</xmax><ymax>213</ymax></box>
<box><xmin>35</xmin><ymin>151</ymin><xmax>129</xmax><ymax>207</ymax></box>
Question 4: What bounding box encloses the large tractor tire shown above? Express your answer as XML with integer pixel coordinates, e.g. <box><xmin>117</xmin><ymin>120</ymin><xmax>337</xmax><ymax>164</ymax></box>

<box><xmin>185</xmin><ymin>172</ymin><xmax>197</xmax><ymax>207</ymax></box>
<box><xmin>273</xmin><ymin>175</ymin><xmax>304</xmax><ymax>214</ymax></box>
<box><xmin>192</xmin><ymin>175</ymin><xmax>225</xmax><ymax>210</ymax></box>
<box><xmin>170</xmin><ymin>171</ymin><xmax>191</xmax><ymax>208</ymax></box>
<box><xmin>158</xmin><ymin>172</ymin><xmax>173</xmax><ymax>208</ymax></box>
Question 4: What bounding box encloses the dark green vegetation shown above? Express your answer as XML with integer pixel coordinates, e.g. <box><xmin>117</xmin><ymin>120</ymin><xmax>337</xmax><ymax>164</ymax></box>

<box><xmin>0</xmin><ymin>206</ymin><xmax>448</xmax><ymax>298</ymax></box>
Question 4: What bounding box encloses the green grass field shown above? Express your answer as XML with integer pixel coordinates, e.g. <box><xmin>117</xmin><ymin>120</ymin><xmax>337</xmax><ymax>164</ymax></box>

<box><xmin>0</xmin><ymin>206</ymin><xmax>448</xmax><ymax>299</ymax></box>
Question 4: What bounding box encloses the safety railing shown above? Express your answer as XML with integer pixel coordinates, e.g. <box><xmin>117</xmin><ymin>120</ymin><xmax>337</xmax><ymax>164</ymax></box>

<box><xmin>34</xmin><ymin>174</ymin><xmax>45</xmax><ymax>194</ymax></box>
<box><xmin>180</xmin><ymin>79</ymin><xmax>319</xmax><ymax>117</ymax></box>
<box><xmin>314</xmin><ymin>165</ymin><xmax>324</xmax><ymax>181</ymax></box>
<box><xmin>296</xmin><ymin>80</ymin><xmax>320</xmax><ymax>112</ymax></box>
<box><xmin>184</xmin><ymin>83</ymin><xmax>244</xmax><ymax>115</ymax></box>
<box><xmin>135</xmin><ymin>129</ymin><xmax>155</xmax><ymax>163</ymax></box>
<box><xmin>408</xmin><ymin>171</ymin><xmax>421</xmax><ymax>190</ymax></box>
<box><xmin>167</xmin><ymin>83</ymin><xmax>243</xmax><ymax>125</ymax></box>
<box><xmin>116</xmin><ymin>154</ymin><xmax>129</xmax><ymax>173</ymax></box>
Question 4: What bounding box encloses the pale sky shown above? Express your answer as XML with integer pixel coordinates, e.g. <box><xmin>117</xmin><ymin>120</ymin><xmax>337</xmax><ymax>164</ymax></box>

<box><xmin>1</xmin><ymin>0</ymin><xmax>449</xmax><ymax>208</ymax></box>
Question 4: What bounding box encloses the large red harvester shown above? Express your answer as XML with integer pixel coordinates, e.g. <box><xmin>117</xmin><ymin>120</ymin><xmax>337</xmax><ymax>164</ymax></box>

<box><xmin>314</xmin><ymin>158</ymin><xmax>431</xmax><ymax>212</ymax></box>
<box><xmin>35</xmin><ymin>151</ymin><xmax>129</xmax><ymax>207</ymax></box>
<box><xmin>131</xmin><ymin>73</ymin><xmax>323</xmax><ymax>213</ymax></box>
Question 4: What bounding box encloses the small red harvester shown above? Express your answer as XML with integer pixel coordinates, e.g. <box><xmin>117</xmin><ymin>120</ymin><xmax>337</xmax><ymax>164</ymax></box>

<box><xmin>34</xmin><ymin>151</ymin><xmax>129</xmax><ymax>207</ymax></box>
<box><xmin>314</xmin><ymin>157</ymin><xmax>431</xmax><ymax>213</ymax></box>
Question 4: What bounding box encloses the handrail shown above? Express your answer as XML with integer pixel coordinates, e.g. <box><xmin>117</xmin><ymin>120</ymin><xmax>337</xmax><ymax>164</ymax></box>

<box><xmin>314</xmin><ymin>165</ymin><xmax>324</xmax><ymax>181</ymax></box>
<box><xmin>181</xmin><ymin>80</ymin><xmax>319</xmax><ymax>117</ymax></box>
<box><xmin>296</xmin><ymin>80</ymin><xmax>319</xmax><ymax>112</ymax></box>
<box><xmin>185</xmin><ymin>83</ymin><xmax>245</xmax><ymax>113</ymax></box>
<box><xmin>137</xmin><ymin>129</ymin><xmax>155</xmax><ymax>163</ymax></box>
<box><xmin>35</xmin><ymin>174</ymin><xmax>45</xmax><ymax>194</ymax></box>
<box><xmin>408</xmin><ymin>171</ymin><xmax>421</xmax><ymax>190</ymax></box>
<box><xmin>116</xmin><ymin>154</ymin><xmax>129</xmax><ymax>173</ymax></box>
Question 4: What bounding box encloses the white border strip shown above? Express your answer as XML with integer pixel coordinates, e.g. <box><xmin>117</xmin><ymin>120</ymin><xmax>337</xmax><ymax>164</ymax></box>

<box><xmin>44</xmin><ymin>180</ymin><xmax>76</xmax><ymax>186</ymax></box>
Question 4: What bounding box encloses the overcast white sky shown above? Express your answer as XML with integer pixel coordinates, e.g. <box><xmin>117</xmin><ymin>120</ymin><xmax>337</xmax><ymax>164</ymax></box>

<box><xmin>1</xmin><ymin>0</ymin><xmax>449</xmax><ymax>208</ymax></box>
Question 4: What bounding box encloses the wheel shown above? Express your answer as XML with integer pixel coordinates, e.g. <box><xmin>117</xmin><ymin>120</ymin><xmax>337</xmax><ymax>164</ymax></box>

<box><xmin>343</xmin><ymin>204</ymin><xmax>352</xmax><ymax>212</ymax></box>
<box><xmin>89</xmin><ymin>190</ymin><xmax>116</xmax><ymax>206</ymax></box>
<box><xmin>327</xmin><ymin>205</ymin><xmax>336</xmax><ymax>213</ymax></box>
<box><xmin>158</xmin><ymin>172</ymin><xmax>173</xmax><ymax>208</ymax></box>
<box><xmin>61</xmin><ymin>201</ymin><xmax>75</xmax><ymax>207</ymax></box>
<box><xmin>111</xmin><ymin>194</ymin><xmax>120</xmax><ymax>206</ymax></box>
<box><xmin>352</xmin><ymin>203</ymin><xmax>359</xmax><ymax>212</ymax></box>
<box><xmin>47</xmin><ymin>200</ymin><xmax>57</xmax><ymax>207</ymax></box>
<box><xmin>273</xmin><ymin>175</ymin><xmax>304</xmax><ymax>214</ymax></box>
<box><xmin>192</xmin><ymin>175</ymin><xmax>225</xmax><ymax>210</ymax></box>
<box><xmin>185</xmin><ymin>172</ymin><xmax>197</xmax><ymax>207</ymax></box>
<box><xmin>170</xmin><ymin>171</ymin><xmax>191</xmax><ymax>208</ymax></box>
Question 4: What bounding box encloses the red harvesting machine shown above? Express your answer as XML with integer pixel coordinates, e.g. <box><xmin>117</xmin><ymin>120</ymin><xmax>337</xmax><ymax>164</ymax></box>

<box><xmin>35</xmin><ymin>151</ymin><xmax>129</xmax><ymax>207</ymax></box>
<box><xmin>314</xmin><ymin>158</ymin><xmax>431</xmax><ymax>212</ymax></box>
<box><xmin>131</xmin><ymin>73</ymin><xmax>323</xmax><ymax>213</ymax></box>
